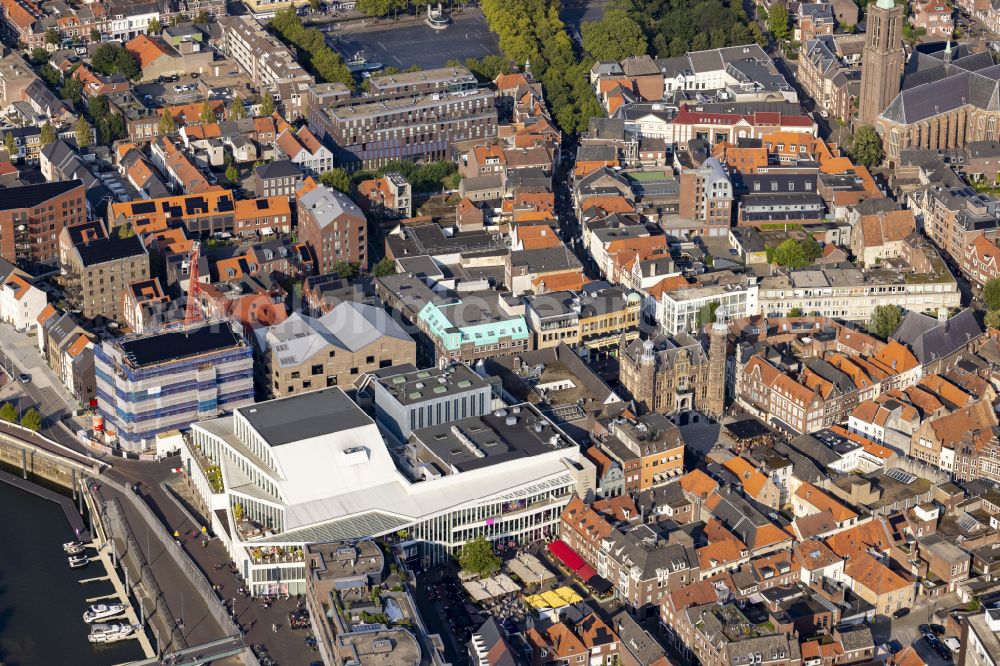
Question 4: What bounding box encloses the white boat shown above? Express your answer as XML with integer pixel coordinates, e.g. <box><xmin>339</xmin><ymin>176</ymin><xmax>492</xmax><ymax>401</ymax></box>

<box><xmin>88</xmin><ymin>623</ymin><xmax>136</xmax><ymax>644</ymax></box>
<box><xmin>68</xmin><ymin>555</ymin><xmax>90</xmax><ymax>568</ymax></box>
<box><xmin>63</xmin><ymin>541</ymin><xmax>84</xmax><ymax>553</ymax></box>
<box><xmin>84</xmin><ymin>602</ymin><xmax>128</xmax><ymax>623</ymax></box>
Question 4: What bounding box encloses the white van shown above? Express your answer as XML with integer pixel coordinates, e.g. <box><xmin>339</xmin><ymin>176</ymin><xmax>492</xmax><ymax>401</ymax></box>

<box><xmin>943</xmin><ymin>637</ymin><xmax>961</xmax><ymax>654</ymax></box>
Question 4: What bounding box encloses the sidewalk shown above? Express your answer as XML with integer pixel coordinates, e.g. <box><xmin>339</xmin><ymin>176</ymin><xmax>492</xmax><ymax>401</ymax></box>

<box><xmin>0</xmin><ymin>322</ymin><xmax>90</xmax><ymax>435</ymax></box>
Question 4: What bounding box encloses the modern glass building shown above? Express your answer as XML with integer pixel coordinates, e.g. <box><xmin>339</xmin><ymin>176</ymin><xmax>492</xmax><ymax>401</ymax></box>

<box><xmin>183</xmin><ymin>387</ymin><xmax>595</xmax><ymax>596</ymax></box>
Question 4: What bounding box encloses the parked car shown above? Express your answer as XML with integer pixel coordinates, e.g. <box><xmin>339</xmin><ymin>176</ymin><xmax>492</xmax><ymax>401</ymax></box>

<box><xmin>892</xmin><ymin>608</ymin><xmax>910</xmax><ymax>619</ymax></box>
<box><xmin>18</xmin><ymin>374</ymin><xmax>30</xmax><ymax>384</ymax></box>
<box><xmin>944</xmin><ymin>637</ymin><xmax>961</xmax><ymax>654</ymax></box>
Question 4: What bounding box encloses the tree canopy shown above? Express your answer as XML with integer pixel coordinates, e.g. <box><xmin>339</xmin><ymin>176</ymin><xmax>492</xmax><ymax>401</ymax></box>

<box><xmin>581</xmin><ymin>9</ymin><xmax>647</xmax><ymax>61</ymax></box>
<box><xmin>320</xmin><ymin>168</ymin><xmax>352</xmax><ymax>193</ymax></box>
<box><xmin>481</xmin><ymin>0</ymin><xmax>604</xmax><ymax>133</ymax></box>
<box><xmin>75</xmin><ymin>117</ymin><xmax>93</xmax><ymax>149</ymax></box>
<box><xmin>39</xmin><ymin>121</ymin><xmax>57</xmax><ymax>147</ymax></box>
<box><xmin>374</xmin><ymin>159</ymin><xmax>457</xmax><ymax>192</ymax></box>
<box><xmin>767</xmin><ymin>3</ymin><xmax>789</xmax><ymax>40</ymax></box>
<box><xmin>269</xmin><ymin>9</ymin><xmax>354</xmax><ymax>89</ymax></box>
<box><xmin>849</xmin><ymin>125</ymin><xmax>885</xmax><ymax>168</ymax></box>
<box><xmin>868</xmin><ymin>304</ymin><xmax>903</xmax><ymax>339</ymax></box>
<box><xmin>332</xmin><ymin>261</ymin><xmax>360</xmax><ymax>279</ymax></box>
<box><xmin>260</xmin><ymin>91</ymin><xmax>276</xmax><ymax>117</ymax></box>
<box><xmin>985</xmin><ymin>309</ymin><xmax>1000</xmax><ymax>330</ymax></box>
<box><xmin>372</xmin><ymin>256</ymin><xmax>396</xmax><ymax>277</ymax></box>
<box><xmin>607</xmin><ymin>0</ymin><xmax>753</xmax><ymax>58</ymax></box>
<box><xmin>91</xmin><ymin>43</ymin><xmax>140</xmax><ymax>79</ymax></box>
<box><xmin>985</xmin><ymin>278</ymin><xmax>1000</xmax><ymax>311</ymax></box>
<box><xmin>0</xmin><ymin>402</ymin><xmax>16</xmax><ymax>423</ymax></box>
<box><xmin>459</xmin><ymin>536</ymin><xmax>501</xmax><ymax>578</ymax></box>
<box><xmin>767</xmin><ymin>238</ymin><xmax>820</xmax><ymax>268</ymax></box>
<box><xmin>20</xmin><ymin>407</ymin><xmax>42</xmax><ymax>432</ymax></box>
<box><xmin>356</xmin><ymin>0</ymin><xmax>407</xmax><ymax>16</ymax></box>
<box><xmin>200</xmin><ymin>100</ymin><xmax>215</xmax><ymax>124</ymax></box>
<box><xmin>160</xmin><ymin>109</ymin><xmax>177</xmax><ymax>134</ymax></box>
<box><xmin>230</xmin><ymin>96</ymin><xmax>247</xmax><ymax>120</ymax></box>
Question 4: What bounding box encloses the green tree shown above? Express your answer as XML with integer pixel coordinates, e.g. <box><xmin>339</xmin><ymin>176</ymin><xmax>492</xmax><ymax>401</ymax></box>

<box><xmin>581</xmin><ymin>9</ymin><xmax>647</xmax><ymax>61</ymax></box>
<box><xmin>372</xmin><ymin>256</ymin><xmax>396</xmax><ymax>277</ymax></box>
<box><xmin>20</xmin><ymin>407</ymin><xmax>42</xmax><ymax>432</ymax></box>
<box><xmin>3</xmin><ymin>132</ymin><xmax>16</xmax><ymax>157</ymax></box>
<box><xmin>45</xmin><ymin>28</ymin><xmax>60</xmax><ymax>46</ymax></box>
<box><xmin>30</xmin><ymin>47</ymin><xmax>49</xmax><ymax>64</ymax></box>
<box><xmin>332</xmin><ymin>260</ymin><xmax>359</xmax><ymax>279</ymax></box>
<box><xmin>849</xmin><ymin>125</ymin><xmax>884</xmax><ymax>168</ymax></box>
<box><xmin>458</xmin><ymin>536</ymin><xmax>501</xmax><ymax>578</ymax></box>
<box><xmin>193</xmin><ymin>10</ymin><xmax>210</xmax><ymax>24</ymax></box>
<box><xmin>768</xmin><ymin>3</ymin><xmax>789</xmax><ymax>40</ymax></box>
<box><xmin>200</xmin><ymin>100</ymin><xmax>215</xmax><ymax>124</ymax></box>
<box><xmin>60</xmin><ymin>75</ymin><xmax>83</xmax><ymax>104</ymax></box>
<box><xmin>800</xmin><ymin>236</ymin><xmax>822</xmax><ymax>261</ymax></box>
<box><xmin>356</xmin><ymin>0</ymin><xmax>407</xmax><ymax>16</ymax></box>
<box><xmin>225</xmin><ymin>164</ymin><xmax>240</xmax><ymax>183</ymax></box>
<box><xmin>39</xmin><ymin>63</ymin><xmax>61</xmax><ymax>86</ymax></box>
<box><xmin>91</xmin><ymin>43</ymin><xmax>140</xmax><ymax>79</ymax></box>
<box><xmin>159</xmin><ymin>109</ymin><xmax>177</xmax><ymax>135</ymax></box>
<box><xmin>90</xmin><ymin>27</ymin><xmax>102</xmax><ymax>42</ymax></box>
<box><xmin>985</xmin><ymin>278</ymin><xmax>1000</xmax><ymax>310</ymax></box>
<box><xmin>320</xmin><ymin>168</ymin><xmax>352</xmax><ymax>193</ymax></box>
<box><xmin>229</xmin><ymin>95</ymin><xmax>247</xmax><ymax>120</ymax></box>
<box><xmin>869</xmin><ymin>304</ymin><xmax>903</xmax><ymax>339</ymax></box>
<box><xmin>771</xmin><ymin>238</ymin><xmax>807</xmax><ymax>267</ymax></box>
<box><xmin>75</xmin><ymin>117</ymin><xmax>92</xmax><ymax>149</ymax></box>
<box><xmin>986</xmin><ymin>309</ymin><xmax>1000</xmax><ymax>330</ymax></box>
<box><xmin>146</xmin><ymin>18</ymin><xmax>162</xmax><ymax>35</ymax></box>
<box><xmin>117</xmin><ymin>223</ymin><xmax>136</xmax><ymax>239</ymax></box>
<box><xmin>260</xmin><ymin>91</ymin><xmax>275</xmax><ymax>117</ymax></box>
<box><xmin>788</xmin><ymin>307</ymin><xmax>804</xmax><ymax>317</ymax></box>
<box><xmin>233</xmin><ymin>503</ymin><xmax>244</xmax><ymax>522</ymax></box>
<box><xmin>696</xmin><ymin>300</ymin><xmax>720</xmax><ymax>327</ymax></box>
<box><xmin>463</xmin><ymin>55</ymin><xmax>510</xmax><ymax>82</ymax></box>
<box><xmin>0</xmin><ymin>402</ymin><xmax>16</xmax><ymax>423</ymax></box>
<box><xmin>39</xmin><ymin>121</ymin><xmax>57</xmax><ymax>147</ymax></box>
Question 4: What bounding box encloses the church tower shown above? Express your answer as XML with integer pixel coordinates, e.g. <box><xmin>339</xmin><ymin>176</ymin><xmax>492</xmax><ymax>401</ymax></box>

<box><xmin>858</xmin><ymin>0</ymin><xmax>904</xmax><ymax>126</ymax></box>
<box><xmin>706</xmin><ymin>310</ymin><xmax>728</xmax><ymax>419</ymax></box>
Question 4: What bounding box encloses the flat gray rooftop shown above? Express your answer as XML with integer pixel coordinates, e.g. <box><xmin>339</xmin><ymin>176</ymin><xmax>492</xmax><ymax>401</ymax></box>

<box><xmin>412</xmin><ymin>403</ymin><xmax>572</xmax><ymax>474</ymax></box>
<box><xmin>239</xmin><ymin>387</ymin><xmax>373</xmax><ymax>446</ymax></box>
<box><xmin>374</xmin><ymin>362</ymin><xmax>488</xmax><ymax>406</ymax></box>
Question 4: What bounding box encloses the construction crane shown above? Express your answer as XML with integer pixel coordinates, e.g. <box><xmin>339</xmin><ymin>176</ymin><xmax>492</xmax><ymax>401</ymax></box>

<box><xmin>184</xmin><ymin>240</ymin><xmax>203</xmax><ymax>325</ymax></box>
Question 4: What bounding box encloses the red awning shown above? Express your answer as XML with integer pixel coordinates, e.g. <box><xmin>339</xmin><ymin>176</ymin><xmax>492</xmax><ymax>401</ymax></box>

<box><xmin>576</xmin><ymin>564</ymin><xmax>597</xmax><ymax>582</ymax></box>
<box><xmin>547</xmin><ymin>539</ymin><xmax>585</xmax><ymax>571</ymax></box>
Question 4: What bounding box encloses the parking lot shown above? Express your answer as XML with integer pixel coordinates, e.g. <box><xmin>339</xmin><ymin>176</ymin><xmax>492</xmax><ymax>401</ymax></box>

<box><xmin>872</xmin><ymin>594</ymin><xmax>962</xmax><ymax>666</ymax></box>
<box><xmin>327</xmin><ymin>10</ymin><xmax>500</xmax><ymax>70</ymax></box>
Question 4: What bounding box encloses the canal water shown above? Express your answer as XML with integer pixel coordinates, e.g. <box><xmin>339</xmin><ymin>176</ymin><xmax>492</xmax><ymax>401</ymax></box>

<box><xmin>0</xmin><ymin>479</ymin><xmax>145</xmax><ymax>666</ymax></box>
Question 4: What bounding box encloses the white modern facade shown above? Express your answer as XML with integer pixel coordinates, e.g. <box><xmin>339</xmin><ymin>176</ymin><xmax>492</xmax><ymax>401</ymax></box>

<box><xmin>183</xmin><ymin>387</ymin><xmax>595</xmax><ymax>596</ymax></box>
<box><xmin>645</xmin><ymin>277</ymin><xmax>759</xmax><ymax>335</ymax></box>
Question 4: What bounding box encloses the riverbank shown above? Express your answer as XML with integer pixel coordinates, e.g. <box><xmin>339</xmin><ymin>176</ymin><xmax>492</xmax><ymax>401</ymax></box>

<box><xmin>0</xmin><ymin>480</ymin><xmax>145</xmax><ymax>665</ymax></box>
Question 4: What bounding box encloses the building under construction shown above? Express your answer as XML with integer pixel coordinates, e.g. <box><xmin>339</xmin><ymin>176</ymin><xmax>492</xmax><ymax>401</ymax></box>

<box><xmin>94</xmin><ymin>320</ymin><xmax>254</xmax><ymax>453</ymax></box>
